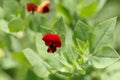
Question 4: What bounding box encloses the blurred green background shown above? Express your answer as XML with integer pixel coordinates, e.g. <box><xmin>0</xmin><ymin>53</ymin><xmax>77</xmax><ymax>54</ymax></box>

<box><xmin>0</xmin><ymin>0</ymin><xmax>120</xmax><ymax>80</ymax></box>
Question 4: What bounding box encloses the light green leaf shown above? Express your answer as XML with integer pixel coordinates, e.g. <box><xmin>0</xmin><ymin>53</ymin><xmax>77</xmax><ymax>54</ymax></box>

<box><xmin>73</xmin><ymin>21</ymin><xmax>91</xmax><ymax>42</ymax></box>
<box><xmin>102</xmin><ymin>61</ymin><xmax>120</xmax><ymax>80</ymax></box>
<box><xmin>8</xmin><ymin>18</ymin><xmax>24</xmax><ymax>32</ymax></box>
<box><xmin>0</xmin><ymin>19</ymin><xmax>9</xmax><ymax>33</ymax></box>
<box><xmin>23</xmin><ymin>48</ymin><xmax>50</xmax><ymax>78</ymax></box>
<box><xmin>90</xmin><ymin>17</ymin><xmax>117</xmax><ymax>53</ymax></box>
<box><xmin>2</xmin><ymin>57</ymin><xmax>17</xmax><ymax>69</ymax></box>
<box><xmin>77</xmin><ymin>0</ymin><xmax>97</xmax><ymax>17</ymax></box>
<box><xmin>89</xmin><ymin>46</ymin><xmax>120</xmax><ymax>68</ymax></box>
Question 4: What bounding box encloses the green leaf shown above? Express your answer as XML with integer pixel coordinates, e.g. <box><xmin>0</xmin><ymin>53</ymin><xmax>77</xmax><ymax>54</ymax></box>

<box><xmin>90</xmin><ymin>17</ymin><xmax>117</xmax><ymax>53</ymax></box>
<box><xmin>56</xmin><ymin>3</ymin><xmax>71</xmax><ymax>23</ymax></box>
<box><xmin>77</xmin><ymin>0</ymin><xmax>97</xmax><ymax>17</ymax></box>
<box><xmin>0</xmin><ymin>19</ymin><xmax>9</xmax><ymax>33</ymax></box>
<box><xmin>105</xmin><ymin>60</ymin><xmax>120</xmax><ymax>73</ymax></box>
<box><xmin>23</xmin><ymin>48</ymin><xmax>50</xmax><ymax>78</ymax></box>
<box><xmin>89</xmin><ymin>46</ymin><xmax>120</xmax><ymax>68</ymax></box>
<box><xmin>2</xmin><ymin>57</ymin><xmax>17</xmax><ymax>69</ymax></box>
<box><xmin>73</xmin><ymin>21</ymin><xmax>91</xmax><ymax>42</ymax></box>
<box><xmin>102</xmin><ymin>61</ymin><xmax>120</xmax><ymax>80</ymax></box>
<box><xmin>12</xmin><ymin>52</ymin><xmax>30</xmax><ymax>67</ymax></box>
<box><xmin>54</xmin><ymin>17</ymin><xmax>66</xmax><ymax>35</ymax></box>
<box><xmin>0</xmin><ymin>71</ymin><xmax>13</xmax><ymax>80</ymax></box>
<box><xmin>8</xmin><ymin>18</ymin><xmax>25</xmax><ymax>32</ymax></box>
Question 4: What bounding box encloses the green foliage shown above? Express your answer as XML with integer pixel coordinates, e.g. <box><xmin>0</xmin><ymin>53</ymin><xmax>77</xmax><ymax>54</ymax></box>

<box><xmin>0</xmin><ymin>0</ymin><xmax>120</xmax><ymax>80</ymax></box>
<box><xmin>23</xmin><ymin>17</ymin><xmax>120</xmax><ymax>79</ymax></box>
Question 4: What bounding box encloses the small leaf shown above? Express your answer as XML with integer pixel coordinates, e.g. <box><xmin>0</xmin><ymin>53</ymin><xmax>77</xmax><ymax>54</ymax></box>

<box><xmin>73</xmin><ymin>21</ymin><xmax>91</xmax><ymax>42</ymax></box>
<box><xmin>90</xmin><ymin>17</ymin><xmax>117</xmax><ymax>53</ymax></box>
<box><xmin>23</xmin><ymin>48</ymin><xmax>50</xmax><ymax>78</ymax></box>
<box><xmin>89</xmin><ymin>46</ymin><xmax>120</xmax><ymax>68</ymax></box>
<box><xmin>8</xmin><ymin>18</ymin><xmax>24</xmax><ymax>32</ymax></box>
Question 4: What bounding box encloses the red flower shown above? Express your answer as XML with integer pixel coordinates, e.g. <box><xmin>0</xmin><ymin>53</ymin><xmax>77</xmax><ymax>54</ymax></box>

<box><xmin>42</xmin><ymin>34</ymin><xmax>61</xmax><ymax>53</ymax></box>
<box><xmin>26</xmin><ymin>2</ymin><xmax>37</xmax><ymax>13</ymax></box>
<box><xmin>37</xmin><ymin>0</ymin><xmax>50</xmax><ymax>13</ymax></box>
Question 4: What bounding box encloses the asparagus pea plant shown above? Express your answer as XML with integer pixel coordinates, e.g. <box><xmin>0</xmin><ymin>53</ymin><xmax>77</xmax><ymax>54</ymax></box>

<box><xmin>0</xmin><ymin>0</ymin><xmax>120</xmax><ymax>80</ymax></box>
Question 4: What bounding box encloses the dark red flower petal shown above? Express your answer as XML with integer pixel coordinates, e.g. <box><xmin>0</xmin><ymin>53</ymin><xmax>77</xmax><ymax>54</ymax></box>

<box><xmin>42</xmin><ymin>34</ymin><xmax>61</xmax><ymax>47</ymax></box>
<box><xmin>26</xmin><ymin>2</ymin><xmax>37</xmax><ymax>13</ymax></box>
<box><xmin>42</xmin><ymin>33</ymin><xmax>61</xmax><ymax>53</ymax></box>
<box><xmin>37</xmin><ymin>0</ymin><xmax>50</xmax><ymax>13</ymax></box>
<box><xmin>47</xmin><ymin>44</ymin><xmax>56</xmax><ymax>53</ymax></box>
